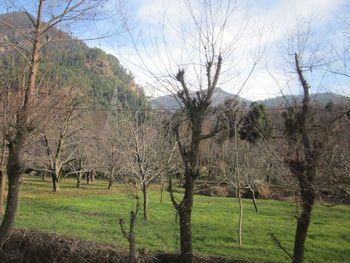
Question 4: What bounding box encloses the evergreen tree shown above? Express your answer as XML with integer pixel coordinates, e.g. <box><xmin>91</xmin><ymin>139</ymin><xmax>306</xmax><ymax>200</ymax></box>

<box><xmin>239</xmin><ymin>103</ymin><xmax>272</xmax><ymax>144</ymax></box>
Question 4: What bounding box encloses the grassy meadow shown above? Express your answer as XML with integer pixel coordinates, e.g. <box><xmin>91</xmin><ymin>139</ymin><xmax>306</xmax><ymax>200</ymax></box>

<box><xmin>3</xmin><ymin>176</ymin><xmax>350</xmax><ymax>263</ymax></box>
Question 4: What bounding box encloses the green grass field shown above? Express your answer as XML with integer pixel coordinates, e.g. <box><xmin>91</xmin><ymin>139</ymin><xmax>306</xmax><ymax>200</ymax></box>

<box><xmin>4</xmin><ymin>176</ymin><xmax>350</xmax><ymax>262</ymax></box>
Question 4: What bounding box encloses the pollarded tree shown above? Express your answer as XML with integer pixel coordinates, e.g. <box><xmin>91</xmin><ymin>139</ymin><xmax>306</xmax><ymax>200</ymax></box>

<box><xmin>168</xmin><ymin>58</ymin><xmax>224</xmax><ymax>262</ymax></box>
<box><xmin>282</xmin><ymin>53</ymin><xmax>324</xmax><ymax>263</ymax></box>
<box><xmin>126</xmin><ymin>0</ymin><xmax>263</xmax><ymax>261</ymax></box>
<box><xmin>257</xmin><ymin>16</ymin><xmax>350</xmax><ymax>262</ymax></box>
<box><xmin>280</xmin><ymin>23</ymin><xmax>349</xmax><ymax>262</ymax></box>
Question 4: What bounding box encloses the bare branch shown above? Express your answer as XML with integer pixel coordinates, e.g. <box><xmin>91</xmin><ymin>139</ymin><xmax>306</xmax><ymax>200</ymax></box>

<box><xmin>269</xmin><ymin>233</ymin><xmax>294</xmax><ymax>261</ymax></box>
<box><xmin>168</xmin><ymin>177</ymin><xmax>179</xmax><ymax>210</ymax></box>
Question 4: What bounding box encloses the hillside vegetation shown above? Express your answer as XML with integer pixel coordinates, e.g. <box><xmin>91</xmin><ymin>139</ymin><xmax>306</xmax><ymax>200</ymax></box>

<box><xmin>0</xmin><ymin>12</ymin><xmax>147</xmax><ymax>110</ymax></box>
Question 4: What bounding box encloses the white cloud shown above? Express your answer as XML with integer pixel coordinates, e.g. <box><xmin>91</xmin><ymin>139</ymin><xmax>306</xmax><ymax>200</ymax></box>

<box><xmin>94</xmin><ymin>0</ymin><xmax>347</xmax><ymax>100</ymax></box>
<box><xmin>239</xmin><ymin>71</ymin><xmax>286</xmax><ymax>101</ymax></box>
<box><xmin>331</xmin><ymin>85</ymin><xmax>350</xmax><ymax>97</ymax></box>
<box><xmin>136</xmin><ymin>0</ymin><xmax>186</xmax><ymax>24</ymax></box>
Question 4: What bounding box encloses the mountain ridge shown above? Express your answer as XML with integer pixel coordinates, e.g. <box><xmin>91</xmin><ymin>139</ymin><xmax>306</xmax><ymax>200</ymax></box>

<box><xmin>151</xmin><ymin>89</ymin><xmax>350</xmax><ymax>109</ymax></box>
<box><xmin>150</xmin><ymin>88</ymin><xmax>251</xmax><ymax>109</ymax></box>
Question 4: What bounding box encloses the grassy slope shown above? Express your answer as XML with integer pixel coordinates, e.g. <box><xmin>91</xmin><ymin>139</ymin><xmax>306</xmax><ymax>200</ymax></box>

<box><xmin>6</xmin><ymin>176</ymin><xmax>350</xmax><ymax>263</ymax></box>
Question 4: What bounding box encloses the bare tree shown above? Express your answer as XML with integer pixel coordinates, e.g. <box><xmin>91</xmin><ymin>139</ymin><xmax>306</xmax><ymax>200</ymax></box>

<box><xmin>158</xmin><ymin>118</ymin><xmax>180</xmax><ymax>204</ymax></box>
<box><xmin>70</xmin><ymin>109</ymin><xmax>110</xmax><ymax>188</ymax></box>
<box><xmin>125</xmin><ymin>1</ymin><xmax>262</xmax><ymax>261</ymax></box>
<box><xmin>121</xmin><ymin>113</ymin><xmax>175</xmax><ymax>220</ymax></box>
<box><xmin>219</xmin><ymin>127</ymin><xmax>270</xmax><ymax>245</ymax></box>
<box><xmin>37</xmin><ymin>88</ymin><xmax>85</xmax><ymax>192</ymax></box>
<box><xmin>278</xmin><ymin>22</ymin><xmax>349</xmax><ymax>263</ymax></box>
<box><xmin>120</xmin><ymin>0</ymin><xmax>263</xmax><ymax>259</ymax></box>
<box><xmin>0</xmin><ymin>0</ymin><xmax>110</xmax><ymax>244</ymax></box>
<box><xmin>166</xmin><ymin>65</ymin><xmax>230</xmax><ymax>260</ymax></box>
<box><xmin>282</xmin><ymin>53</ymin><xmax>324</xmax><ymax>263</ymax></box>
<box><xmin>97</xmin><ymin>117</ymin><xmax>125</xmax><ymax>190</ymax></box>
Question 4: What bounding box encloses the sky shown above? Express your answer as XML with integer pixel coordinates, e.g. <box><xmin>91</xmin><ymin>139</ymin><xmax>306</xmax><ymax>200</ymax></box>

<box><xmin>90</xmin><ymin>0</ymin><xmax>349</xmax><ymax>101</ymax></box>
<box><xmin>1</xmin><ymin>0</ymin><xmax>349</xmax><ymax>101</ymax></box>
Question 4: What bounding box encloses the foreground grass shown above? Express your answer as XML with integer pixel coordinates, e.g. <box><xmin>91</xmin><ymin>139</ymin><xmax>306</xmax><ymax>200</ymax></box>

<box><xmin>5</xmin><ymin>176</ymin><xmax>350</xmax><ymax>262</ymax></box>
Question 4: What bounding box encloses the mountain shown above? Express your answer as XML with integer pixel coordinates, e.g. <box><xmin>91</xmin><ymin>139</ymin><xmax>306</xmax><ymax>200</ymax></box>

<box><xmin>151</xmin><ymin>88</ymin><xmax>251</xmax><ymax>109</ymax></box>
<box><xmin>0</xmin><ymin>12</ymin><xmax>147</xmax><ymax>110</ymax></box>
<box><xmin>151</xmin><ymin>88</ymin><xmax>350</xmax><ymax>110</ymax></box>
<box><xmin>256</xmin><ymin>92</ymin><xmax>350</xmax><ymax>108</ymax></box>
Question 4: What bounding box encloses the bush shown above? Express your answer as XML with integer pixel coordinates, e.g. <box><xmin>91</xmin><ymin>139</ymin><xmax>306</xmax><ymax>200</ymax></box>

<box><xmin>243</xmin><ymin>181</ymin><xmax>271</xmax><ymax>199</ymax></box>
<box><xmin>197</xmin><ymin>185</ymin><xmax>229</xmax><ymax>197</ymax></box>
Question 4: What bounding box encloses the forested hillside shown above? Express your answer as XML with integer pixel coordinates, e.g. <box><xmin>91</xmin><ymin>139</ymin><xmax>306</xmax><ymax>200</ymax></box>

<box><xmin>0</xmin><ymin>12</ymin><xmax>147</xmax><ymax>110</ymax></box>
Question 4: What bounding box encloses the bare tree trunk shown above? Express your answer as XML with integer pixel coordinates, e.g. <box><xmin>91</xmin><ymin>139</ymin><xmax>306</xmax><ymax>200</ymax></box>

<box><xmin>178</xmin><ymin>173</ymin><xmax>194</xmax><ymax>263</ymax></box>
<box><xmin>160</xmin><ymin>179</ymin><xmax>164</xmax><ymax>204</ymax></box>
<box><xmin>76</xmin><ymin>173</ymin><xmax>81</xmax><ymax>188</ymax></box>
<box><xmin>237</xmin><ymin>186</ymin><xmax>243</xmax><ymax>245</ymax></box>
<box><xmin>41</xmin><ymin>172</ymin><xmax>46</xmax><ymax>181</ymax></box>
<box><xmin>235</xmin><ymin>122</ymin><xmax>244</xmax><ymax>245</ymax></box>
<box><xmin>108</xmin><ymin>168</ymin><xmax>114</xmax><ymax>190</ymax></box>
<box><xmin>292</xmin><ymin>175</ymin><xmax>315</xmax><ymax>263</ymax></box>
<box><xmin>265</xmin><ymin>162</ymin><xmax>271</xmax><ymax>183</ymax></box>
<box><xmin>250</xmin><ymin>187</ymin><xmax>259</xmax><ymax>213</ymax></box>
<box><xmin>142</xmin><ymin>182</ymin><xmax>149</xmax><ymax>220</ymax></box>
<box><xmin>127</xmin><ymin>219</ymin><xmax>137</xmax><ymax>263</ymax></box>
<box><xmin>0</xmin><ymin>139</ymin><xmax>24</xmax><ymax>246</ymax></box>
<box><xmin>0</xmin><ymin>135</ymin><xmax>6</xmax><ymax>215</ymax></box>
<box><xmin>108</xmin><ymin>180</ymin><xmax>113</xmax><ymax>190</ymax></box>
<box><xmin>179</xmin><ymin>207</ymin><xmax>192</xmax><ymax>263</ymax></box>
<box><xmin>86</xmin><ymin>171</ymin><xmax>91</xmax><ymax>185</ymax></box>
<box><xmin>119</xmin><ymin>198</ymin><xmax>139</xmax><ymax>263</ymax></box>
<box><xmin>179</xmin><ymin>208</ymin><xmax>192</xmax><ymax>259</ymax></box>
<box><xmin>0</xmin><ymin>170</ymin><xmax>5</xmax><ymax>216</ymax></box>
<box><xmin>52</xmin><ymin>175</ymin><xmax>60</xmax><ymax>192</ymax></box>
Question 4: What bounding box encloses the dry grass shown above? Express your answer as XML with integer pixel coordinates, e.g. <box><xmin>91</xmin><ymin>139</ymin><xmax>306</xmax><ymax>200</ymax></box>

<box><xmin>2</xmin><ymin>228</ymin><xmax>149</xmax><ymax>263</ymax></box>
<box><xmin>1</xmin><ymin>228</ymin><xmax>260</xmax><ymax>263</ymax></box>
